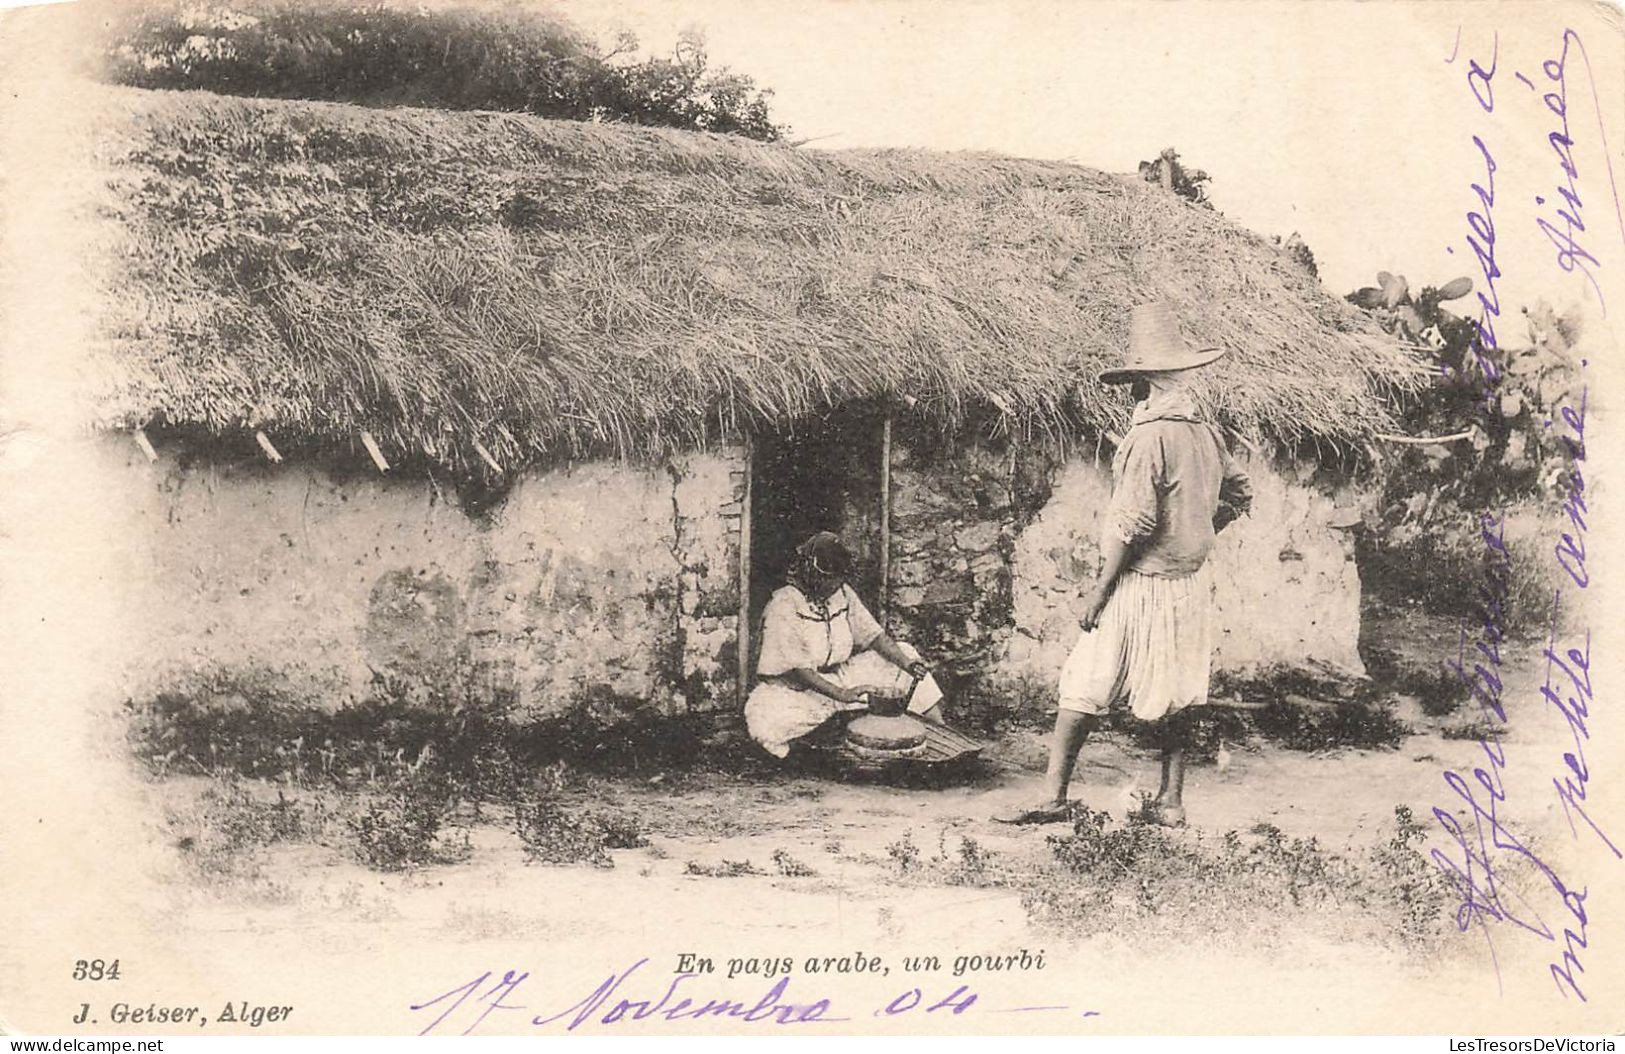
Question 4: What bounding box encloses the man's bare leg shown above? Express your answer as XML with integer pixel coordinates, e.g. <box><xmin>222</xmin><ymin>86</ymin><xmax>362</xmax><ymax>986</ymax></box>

<box><xmin>994</xmin><ymin>710</ymin><xmax>1097</xmax><ymax>823</ymax></box>
<box><xmin>1156</xmin><ymin>748</ymin><xmax>1187</xmax><ymax>806</ymax></box>
<box><xmin>1151</xmin><ymin>711</ymin><xmax>1190</xmax><ymax>825</ymax></box>
<box><xmin>1043</xmin><ymin>710</ymin><xmax>1098</xmax><ymax>804</ymax></box>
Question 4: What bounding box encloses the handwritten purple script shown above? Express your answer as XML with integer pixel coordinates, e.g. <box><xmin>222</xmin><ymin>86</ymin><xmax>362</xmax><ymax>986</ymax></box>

<box><xmin>1524</xmin><ymin>29</ymin><xmax>1625</xmax><ymax>313</ymax></box>
<box><xmin>1431</xmin><ymin>26</ymin><xmax>1621</xmax><ymax>1004</ymax></box>
<box><xmin>407</xmin><ymin>960</ymin><xmax>1098</xmax><ymax>1035</ymax></box>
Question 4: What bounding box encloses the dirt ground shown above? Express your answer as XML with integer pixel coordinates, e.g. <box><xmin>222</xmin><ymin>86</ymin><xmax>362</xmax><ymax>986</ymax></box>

<box><xmin>13</xmin><ymin>606</ymin><xmax>1615</xmax><ymax>1037</ymax></box>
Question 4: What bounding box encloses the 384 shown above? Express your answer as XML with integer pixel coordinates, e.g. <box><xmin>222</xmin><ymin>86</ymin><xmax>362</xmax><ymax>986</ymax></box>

<box><xmin>72</xmin><ymin>959</ymin><xmax>121</xmax><ymax>981</ymax></box>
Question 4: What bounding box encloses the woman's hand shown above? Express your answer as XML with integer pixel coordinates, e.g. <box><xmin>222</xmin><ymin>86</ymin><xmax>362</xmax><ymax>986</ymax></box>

<box><xmin>848</xmin><ymin>685</ymin><xmax>906</xmax><ymax>716</ymax></box>
<box><xmin>905</xmin><ymin>660</ymin><xmax>931</xmax><ymax>681</ymax></box>
<box><xmin>791</xmin><ymin>668</ymin><xmax>871</xmax><ymax>708</ymax></box>
<box><xmin>836</xmin><ymin>685</ymin><xmax>879</xmax><ymax>707</ymax></box>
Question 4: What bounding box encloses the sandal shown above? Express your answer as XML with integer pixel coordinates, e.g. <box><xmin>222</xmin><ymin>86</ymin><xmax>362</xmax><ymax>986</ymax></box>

<box><xmin>992</xmin><ymin>800</ymin><xmax>1071</xmax><ymax>825</ymax></box>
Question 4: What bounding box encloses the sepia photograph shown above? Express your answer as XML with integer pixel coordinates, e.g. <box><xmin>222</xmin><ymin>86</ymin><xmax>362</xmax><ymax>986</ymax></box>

<box><xmin>0</xmin><ymin>0</ymin><xmax>1622</xmax><ymax>1038</ymax></box>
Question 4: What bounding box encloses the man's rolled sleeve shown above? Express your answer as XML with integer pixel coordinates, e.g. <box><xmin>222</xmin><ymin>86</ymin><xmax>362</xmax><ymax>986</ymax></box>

<box><xmin>1105</xmin><ymin>434</ymin><xmax>1163</xmax><ymax>545</ymax></box>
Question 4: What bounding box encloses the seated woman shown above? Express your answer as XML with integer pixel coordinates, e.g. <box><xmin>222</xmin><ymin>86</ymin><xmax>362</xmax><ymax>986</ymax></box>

<box><xmin>745</xmin><ymin>531</ymin><xmax>947</xmax><ymax>759</ymax></box>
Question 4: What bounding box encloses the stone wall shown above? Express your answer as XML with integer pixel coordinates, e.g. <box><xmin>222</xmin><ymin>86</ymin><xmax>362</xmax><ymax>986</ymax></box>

<box><xmin>1006</xmin><ymin>452</ymin><xmax>1365</xmax><ymax>683</ymax></box>
<box><xmin>885</xmin><ymin>431</ymin><xmax>1048</xmax><ymax>677</ymax></box>
<box><xmin>103</xmin><ymin>437</ymin><xmax>745</xmax><ymax>720</ymax></box>
<box><xmin>672</xmin><ymin>454</ymin><xmax>747</xmax><ymax>707</ymax></box>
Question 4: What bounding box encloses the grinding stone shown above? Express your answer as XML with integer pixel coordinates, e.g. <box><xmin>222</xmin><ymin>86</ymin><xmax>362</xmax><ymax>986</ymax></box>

<box><xmin>845</xmin><ymin>713</ymin><xmax>929</xmax><ymax>749</ymax></box>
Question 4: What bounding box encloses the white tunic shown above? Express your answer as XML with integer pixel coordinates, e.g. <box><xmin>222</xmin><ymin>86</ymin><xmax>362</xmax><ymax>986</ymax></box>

<box><xmin>744</xmin><ymin>584</ymin><xmax>943</xmax><ymax>757</ymax></box>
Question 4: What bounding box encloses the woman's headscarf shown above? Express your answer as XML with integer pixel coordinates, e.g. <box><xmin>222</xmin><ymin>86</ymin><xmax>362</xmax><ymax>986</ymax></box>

<box><xmin>790</xmin><ymin>531</ymin><xmax>852</xmax><ymax>597</ymax></box>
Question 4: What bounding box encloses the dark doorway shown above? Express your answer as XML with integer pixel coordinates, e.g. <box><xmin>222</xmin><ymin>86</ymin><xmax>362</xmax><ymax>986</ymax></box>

<box><xmin>747</xmin><ymin>405</ymin><xmax>887</xmax><ymax>671</ymax></box>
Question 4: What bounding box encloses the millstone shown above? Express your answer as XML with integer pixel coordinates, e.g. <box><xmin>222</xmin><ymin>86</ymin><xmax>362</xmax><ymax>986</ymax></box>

<box><xmin>844</xmin><ymin>714</ymin><xmax>928</xmax><ymax>750</ymax></box>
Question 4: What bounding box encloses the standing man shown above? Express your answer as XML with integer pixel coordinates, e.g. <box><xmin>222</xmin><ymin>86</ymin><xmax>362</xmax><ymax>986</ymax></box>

<box><xmin>995</xmin><ymin>301</ymin><xmax>1251</xmax><ymax>827</ymax></box>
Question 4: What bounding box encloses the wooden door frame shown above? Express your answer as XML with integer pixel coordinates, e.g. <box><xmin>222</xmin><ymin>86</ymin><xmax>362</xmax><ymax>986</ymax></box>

<box><xmin>878</xmin><ymin>412</ymin><xmax>892</xmax><ymax>626</ymax></box>
<box><xmin>736</xmin><ymin>433</ymin><xmax>754</xmax><ymax>706</ymax></box>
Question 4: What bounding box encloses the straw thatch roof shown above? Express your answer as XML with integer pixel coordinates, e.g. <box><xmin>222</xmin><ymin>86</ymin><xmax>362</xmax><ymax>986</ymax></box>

<box><xmin>84</xmin><ymin>85</ymin><xmax>1420</xmax><ymax>470</ymax></box>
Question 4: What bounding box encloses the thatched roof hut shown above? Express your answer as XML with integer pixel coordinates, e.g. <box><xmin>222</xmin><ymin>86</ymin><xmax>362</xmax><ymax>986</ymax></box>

<box><xmin>79</xmin><ymin>84</ymin><xmax>1421</xmax><ymax>723</ymax></box>
<box><xmin>85</xmin><ymin>85</ymin><xmax>1417</xmax><ymax>472</ymax></box>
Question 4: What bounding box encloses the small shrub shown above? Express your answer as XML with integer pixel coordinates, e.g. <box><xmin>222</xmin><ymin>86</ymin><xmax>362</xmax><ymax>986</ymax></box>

<box><xmin>1231</xmin><ymin>823</ymin><xmax>1345</xmax><ymax>906</ymax></box>
<box><xmin>771</xmin><ymin>849</ymin><xmax>817</xmax><ymax>877</ymax></box>
<box><xmin>1137</xmin><ymin>147</ymin><xmax>1212</xmax><ymax>206</ymax></box>
<box><xmin>513</xmin><ymin>800</ymin><xmax>613</xmax><ymax>868</ymax></box>
<box><xmin>512</xmin><ymin>698</ymin><xmax>717</xmax><ymax>776</ymax></box>
<box><xmin>1369</xmin><ymin>806</ymin><xmax>1452</xmax><ymax>946</ymax></box>
<box><xmin>597</xmin><ymin>813</ymin><xmax>650</xmax><ymax>850</ymax></box>
<box><xmin>212</xmin><ymin>784</ymin><xmax>315</xmax><ymax>847</ymax></box>
<box><xmin>1361</xmin><ymin>645</ymin><xmax>1469</xmax><ymax>717</ymax></box>
<box><xmin>171</xmin><ymin>776</ymin><xmax>335</xmax><ymax>882</ymax></box>
<box><xmin>885</xmin><ymin>832</ymin><xmax>921</xmax><ymax>873</ymax></box>
<box><xmin>1419</xmin><ymin>690</ymin><xmax>1465</xmax><ymax>719</ymax></box>
<box><xmin>876</xmin><ymin>829</ymin><xmax>1017</xmax><ymax>888</ymax></box>
<box><xmin>1253</xmin><ymin>698</ymin><xmax>1410</xmax><ymax>752</ymax></box>
<box><xmin>1104</xmin><ymin>669</ymin><xmax>1414</xmax><ymax>758</ymax></box>
<box><xmin>1442</xmin><ymin>718</ymin><xmax>1505</xmax><ymax>741</ymax></box>
<box><xmin>1028</xmin><ymin>805</ymin><xmax>1449</xmax><ymax>950</ymax></box>
<box><xmin>125</xmin><ymin>663</ymin><xmax>528</xmax><ymax>802</ymax></box>
<box><xmin>950</xmin><ymin>836</ymin><xmax>994</xmax><ymax>883</ymax></box>
<box><xmin>1124</xmin><ymin>794</ymin><xmax>1163</xmax><ymax>826</ymax></box>
<box><xmin>349</xmin><ymin>767</ymin><xmax>465</xmax><ymax>872</ymax></box>
<box><xmin>99</xmin><ymin>4</ymin><xmax>787</xmax><ymax>142</ymax></box>
<box><xmin>1048</xmin><ymin>805</ymin><xmax>1192</xmax><ymax>881</ymax></box>
<box><xmin>684</xmin><ymin>859</ymin><xmax>763</xmax><ymax>878</ymax></box>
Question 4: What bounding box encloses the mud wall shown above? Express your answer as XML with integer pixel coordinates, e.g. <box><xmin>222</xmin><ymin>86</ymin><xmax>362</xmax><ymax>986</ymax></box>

<box><xmin>1006</xmin><ymin>453</ymin><xmax>1365</xmax><ymax>683</ymax></box>
<box><xmin>102</xmin><ymin>437</ymin><xmax>745</xmax><ymax>720</ymax></box>
<box><xmin>102</xmin><ymin>427</ymin><xmax>1359</xmax><ymax>723</ymax></box>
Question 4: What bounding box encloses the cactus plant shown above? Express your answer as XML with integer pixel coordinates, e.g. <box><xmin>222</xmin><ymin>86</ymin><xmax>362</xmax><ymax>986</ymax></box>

<box><xmin>1348</xmin><ymin>272</ymin><xmax>1585</xmax><ymax>620</ymax></box>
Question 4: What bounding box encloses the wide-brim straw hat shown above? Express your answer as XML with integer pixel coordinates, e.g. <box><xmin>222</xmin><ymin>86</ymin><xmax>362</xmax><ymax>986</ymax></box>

<box><xmin>1098</xmin><ymin>301</ymin><xmax>1228</xmax><ymax>385</ymax></box>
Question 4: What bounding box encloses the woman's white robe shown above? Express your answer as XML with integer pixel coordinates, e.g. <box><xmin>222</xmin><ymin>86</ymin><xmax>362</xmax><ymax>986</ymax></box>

<box><xmin>744</xmin><ymin>583</ymin><xmax>943</xmax><ymax>757</ymax></box>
